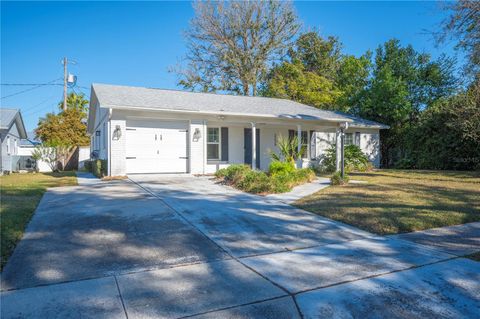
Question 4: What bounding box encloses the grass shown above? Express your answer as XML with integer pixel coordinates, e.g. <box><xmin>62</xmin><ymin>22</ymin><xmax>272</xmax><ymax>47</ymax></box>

<box><xmin>296</xmin><ymin>169</ymin><xmax>480</xmax><ymax>235</ymax></box>
<box><xmin>0</xmin><ymin>172</ymin><xmax>77</xmax><ymax>270</ymax></box>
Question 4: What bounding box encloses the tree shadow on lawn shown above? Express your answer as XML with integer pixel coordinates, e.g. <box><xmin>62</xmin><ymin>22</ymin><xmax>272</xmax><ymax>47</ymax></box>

<box><xmin>296</xmin><ymin>182</ymin><xmax>480</xmax><ymax>235</ymax></box>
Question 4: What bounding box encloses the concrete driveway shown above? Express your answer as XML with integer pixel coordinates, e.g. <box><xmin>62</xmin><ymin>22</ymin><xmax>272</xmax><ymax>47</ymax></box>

<box><xmin>1</xmin><ymin>174</ymin><xmax>479</xmax><ymax>318</ymax></box>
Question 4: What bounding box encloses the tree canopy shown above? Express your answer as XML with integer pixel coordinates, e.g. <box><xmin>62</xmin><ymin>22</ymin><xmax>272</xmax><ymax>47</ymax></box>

<box><xmin>35</xmin><ymin>93</ymin><xmax>90</xmax><ymax>146</ymax></box>
<box><xmin>176</xmin><ymin>0</ymin><xmax>299</xmax><ymax>96</ymax></box>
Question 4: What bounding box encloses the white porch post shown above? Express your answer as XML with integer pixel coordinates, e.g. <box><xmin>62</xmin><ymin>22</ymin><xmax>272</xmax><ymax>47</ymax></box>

<box><xmin>297</xmin><ymin>124</ymin><xmax>302</xmax><ymax>168</ymax></box>
<box><xmin>336</xmin><ymin>128</ymin><xmax>341</xmax><ymax>171</ymax></box>
<box><xmin>251</xmin><ymin>122</ymin><xmax>256</xmax><ymax>170</ymax></box>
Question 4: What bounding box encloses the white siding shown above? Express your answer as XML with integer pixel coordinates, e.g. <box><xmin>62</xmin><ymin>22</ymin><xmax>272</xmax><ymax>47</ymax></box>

<box><xmin>110</xmin><ymin>119</ymin><xmax>126</xmax><ymax>176</ymax></box>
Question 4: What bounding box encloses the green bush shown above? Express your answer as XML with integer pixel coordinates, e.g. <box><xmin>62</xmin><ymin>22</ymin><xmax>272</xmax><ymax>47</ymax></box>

<box><xmin>92</xmin><ymin>159</ymin><xmax>107</xmax><ymax>178</ymax></box>
<box><xmin>330</xmin><ymin>171</ymin><xmax>349</xmax><ymax>185</ymax></box>
<box><xmin>215</xmin><ymin>164</ymin><xmax>315</xmax><ymax>194</ymax></box>
<box><xmin>84</xmin><ymin>160</ymin><xmax>93</xmax><ymax>172</ymax></box>
<box><xmin>268</xmin><ymin>161</ymin><xmax>295</xmax><ymax>175</ymax></box>
<box><xmin>215</xmin><ymin>164</ymin><xmax>251</xmax><ymax>183</ymax></box>
<box><xmin>321</xmin><ymin>144</ymin><xmax>371</xmax><ymax>173</ymax></box>
<box><xmin>237</xmin><ymin>170</ymin><xmax>272</xmax><ymax>193</ymax></box>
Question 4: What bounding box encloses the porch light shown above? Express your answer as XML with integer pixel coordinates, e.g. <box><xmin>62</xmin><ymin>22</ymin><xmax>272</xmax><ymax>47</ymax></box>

<box><xmin>193</xmin><ymin>128</ymin><xmax>201</xmax><ymax>142</ymax></box>
<box><xmin>113</xmin><ymin>125</ymin><xmax>122</xmax><ymax>140</ymax></box>
<box><xmin>217</xmin><ymin>115</ymin><xmax>226</xmax><ymax>121</ymax></box>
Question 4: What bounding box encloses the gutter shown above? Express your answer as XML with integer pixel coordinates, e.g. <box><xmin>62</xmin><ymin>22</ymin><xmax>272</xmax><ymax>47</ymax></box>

<box><xmin>101</xmin><ymin>104</ymin><xmax>353</xmax><ymax>123</ymax></box>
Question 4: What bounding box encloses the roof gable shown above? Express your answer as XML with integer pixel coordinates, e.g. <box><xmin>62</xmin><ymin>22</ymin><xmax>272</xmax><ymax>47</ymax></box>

<box><xmin>0</xmin><ymin>108</ymin><xmax>27</xmax><ymax>138</ymax></box>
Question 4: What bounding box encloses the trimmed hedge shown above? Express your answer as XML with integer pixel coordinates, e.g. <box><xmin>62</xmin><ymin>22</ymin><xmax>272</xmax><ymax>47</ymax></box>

<box><xmin>91</xmin><ymin>159</ymin><xmax>108</xmax><ymax>178</ymax></box>
<box><xmin>215</xmin><ymin>163</ymin><xmax>315</xmax><ymax>194</ymax></box>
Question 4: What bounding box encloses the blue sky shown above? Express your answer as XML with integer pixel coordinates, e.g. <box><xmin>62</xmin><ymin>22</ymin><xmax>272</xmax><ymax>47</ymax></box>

<box><xmin>1</xmin><ymin>1</ymin><xmax>459</xmax><ymax>131</ymax></box>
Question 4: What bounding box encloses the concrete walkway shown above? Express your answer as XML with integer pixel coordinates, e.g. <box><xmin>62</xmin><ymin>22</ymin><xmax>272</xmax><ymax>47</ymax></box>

<box><xmin>1</xmin><ymin>175</ymin><xmax>479</xmax><ymax>318</ymax></box>
<box><xmin>265</xmin><ymin>177</ymin><xmax>330</xmax><ymax>204</ymax></box>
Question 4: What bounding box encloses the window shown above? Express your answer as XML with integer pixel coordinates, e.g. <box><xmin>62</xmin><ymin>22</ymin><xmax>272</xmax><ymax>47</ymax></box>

<box><xmin>301</xmin><ymin>131</ymin><xmax>308</xmax><ymax>159</ymax></box>
<box><xmin>6</xmin><ymin>136</ymin><xmax>10</xmax><ymax>155</ymax></box>
<box><xmin>344</xmin><ymin>133</ymin><xmax>353</xmax><ymax>146</ymax></box>
<box><xmin>207</xmin><ymin>127</ymin><xmax>220</xmax><ymax>160</ymax></box>
<box><xmin>14</xmin><ymin>139</ymin><xmax>17</xmax><ymax>155</ymax></box>
<box><xmin>355</xmin><ymin>132</ymin><xmax>361</xmax><ymax>146</ymax></box>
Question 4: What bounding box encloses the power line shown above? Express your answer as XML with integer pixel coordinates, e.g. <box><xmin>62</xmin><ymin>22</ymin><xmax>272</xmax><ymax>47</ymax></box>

<box><xmin>1</xmin><ymin>78</ymin><xmax>62</xmax><ymax>99</ymax></box>
<box><xmin>1</xmin><ymin>83</ymin><xmax>62</xmax><ymax>86</ymax></box>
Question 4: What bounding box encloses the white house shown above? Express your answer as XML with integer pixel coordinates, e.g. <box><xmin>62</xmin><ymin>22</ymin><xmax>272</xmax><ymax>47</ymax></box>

<box><xmin>0</xmin><ymin>108</ymin><xmax>27</xmax><ymax>173</ymax></box>
<box><xmin>87</xmin><ymin>83</ymin><xmax>388</xmax><ymax>176</ymax></box>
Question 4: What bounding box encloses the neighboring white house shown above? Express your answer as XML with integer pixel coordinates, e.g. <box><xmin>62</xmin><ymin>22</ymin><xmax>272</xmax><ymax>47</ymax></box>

<box><xmin>87</xmin><ymin>83</ymin><xmax>389</xmax><ymax>176</ymax></box>
<box><xmin>0</xmin><ymin>108</ymin><xmax>27</xmax><ymax>173</ymax></box>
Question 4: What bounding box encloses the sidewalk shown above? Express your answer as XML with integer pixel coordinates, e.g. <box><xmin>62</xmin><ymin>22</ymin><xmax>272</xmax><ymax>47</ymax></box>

<box><xmin>389</xmin><ymin>222</ymin><xmax>480</xmax><ymax>256</ymax></box>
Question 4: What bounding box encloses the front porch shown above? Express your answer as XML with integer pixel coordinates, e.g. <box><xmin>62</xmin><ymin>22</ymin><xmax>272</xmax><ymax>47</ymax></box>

<box><xmin>199</xmin><ymin>119</ymin><xmax>344</xmax><ymax>174</ymax></box>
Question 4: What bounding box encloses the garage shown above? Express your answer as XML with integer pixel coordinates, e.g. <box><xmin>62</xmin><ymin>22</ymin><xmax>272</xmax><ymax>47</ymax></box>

<box><xmin>125</xmin><ymin>120</ymin><xmax>188</xmax><ymax>174</ymax></box>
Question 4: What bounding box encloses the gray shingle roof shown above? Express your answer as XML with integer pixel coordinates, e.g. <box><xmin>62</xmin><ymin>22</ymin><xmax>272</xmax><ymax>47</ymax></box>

<box><xmin>91</xmin><ymin>83</ymin><xmax>388</xmax><ymax>128</ymax></box>
<box><xmin>0</xmin><ymin>108</ymin><xmax>19</xmax><ymax>129</ymax></box>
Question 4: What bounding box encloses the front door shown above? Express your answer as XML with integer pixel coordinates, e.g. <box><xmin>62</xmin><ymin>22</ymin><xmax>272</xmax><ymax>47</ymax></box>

<box><xmin>244</xmin><ymin>128</ymin><xmax>260</xmax><ymax>168</ymax></box>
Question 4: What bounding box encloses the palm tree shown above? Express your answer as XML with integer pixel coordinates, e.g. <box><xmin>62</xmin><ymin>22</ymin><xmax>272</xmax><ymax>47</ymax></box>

<box><xmin>270</xmin><ymin>134</ymin><xmax>306</xmax><ymax>166</ymax></box>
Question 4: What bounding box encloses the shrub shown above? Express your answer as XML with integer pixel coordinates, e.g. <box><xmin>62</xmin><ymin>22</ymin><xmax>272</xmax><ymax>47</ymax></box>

<box><xmin>84</xmin><ymin>160</ymin><xmax>93</xmax><ymax>172</ymax></box>
<box><xmin>215</xmin><ymin>164</ymin><xmax>315</xmax><ymax>194</ymax></box>
<box><xmin>320</xmin><ymin>144</ymin><xmax>371</xmax><ymax>173</ymax></box>
<box><xmin>268</xmin><ymin>161</ymin><xmax>295</xmax><ymax>176</ymax></box>
<box><xmin>215</xmin><ymin>164</ymin><xmax>251</xmax><ymax>183</ymax></box>
<box><xmin>236</xmin><ymin>170</ymin><xmax>272</xmax><ymax>194</ymax></box>
<box><xmin>92</xmin><ymin>159</ymin><xmax>107</xmax><ymax>178</ymax></box>
<box><xmin>330</xmin><ymin>171</ymin><xmax>349</xmax><ymax>185</ymax></box>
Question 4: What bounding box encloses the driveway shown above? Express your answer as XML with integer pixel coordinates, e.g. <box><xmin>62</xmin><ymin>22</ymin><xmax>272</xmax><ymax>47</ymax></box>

<box><xmin>1</xmin><ymin>174</ymin><xmax>479</xmax><ymax>318</ymax></box>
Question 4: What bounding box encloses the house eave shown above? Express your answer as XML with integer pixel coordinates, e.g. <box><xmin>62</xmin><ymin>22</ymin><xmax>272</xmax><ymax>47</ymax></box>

<box><xmin>102</xmin><ymin>103</ymin><xmax>354</xmax><ymax>124</ymax></box>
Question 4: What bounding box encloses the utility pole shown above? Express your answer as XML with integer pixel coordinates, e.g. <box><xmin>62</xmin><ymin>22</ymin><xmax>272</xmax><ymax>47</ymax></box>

<box><xmin>63</xmin><ymin>57</ymin><xmax>68</xmax><ymax>111</ymax></box>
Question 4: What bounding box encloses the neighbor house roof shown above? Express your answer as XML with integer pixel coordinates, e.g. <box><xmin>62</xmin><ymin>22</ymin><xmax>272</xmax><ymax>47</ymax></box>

<box><xmin>90</xmin><ymin>83</ymin><xmax>388</xmax><ymax>129</ymax></box>
<box><xmin>0</xmin><ymin>108</ymin><xmax>27</xmax><ymax>138</ymax></box>
<box><xmin>20</xmin><ymin>132</ymin><xmax>41</xmax><ymax>147</ymax></box>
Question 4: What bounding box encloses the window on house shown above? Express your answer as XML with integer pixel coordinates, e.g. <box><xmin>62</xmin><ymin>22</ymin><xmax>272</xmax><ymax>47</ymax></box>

<box><xmin>6</xmin><ymin>136</ymin><xmax>10</xmax><ymax>155</ymax></box>
<box><xmin>288</xmin><ymin>129</ymin><xmax>309</xmax><ymax>158</ymax></box>
<box><xmin>344</xmin><ymin>133</ymin><xmax>353</xmax><ymax>145</ymax></box>
<box><xmin>14</xmin><ymin>139</ymin><xmax>17</xmax><ymax>155</ymax></box>
<box><xmin>355</xmin><ymin>132</ymin><xmax>361</xmax><ymax>147</ymax></box>
<box><xmin>301</xmin><ymin>131</ymin><xmax>308</xmax><ymax>159</ymax></box>
<box><xmin>207</xmin><ymin>127</ymin><xmax>220</xmax><ymax>160</ymax></box>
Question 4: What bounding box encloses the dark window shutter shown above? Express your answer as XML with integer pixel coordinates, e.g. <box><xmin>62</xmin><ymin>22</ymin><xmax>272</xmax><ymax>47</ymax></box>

<box><xmin>355</xmin><ymin>132</ymin><xmax>361</xmax><ymax>147</ymax></box>
<box><xmin>310</xmin><ymin>130</ymin><xmax>315</xmax><ymax>159</ymax></box>
<box><xmin>221</xmin><ymin>127</ymin><xmax>229</xmax><ymax>161</ymax></box>
<box><xmin>288</xmin><ymin>130</ymin><xmax>295</xmax><ymax>141</ymax></box>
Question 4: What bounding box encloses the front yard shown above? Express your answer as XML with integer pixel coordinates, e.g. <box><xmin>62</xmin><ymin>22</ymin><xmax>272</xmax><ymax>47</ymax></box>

<box><xmin>0</xmin><ymin>172</ymin><xmax>77</xmax><ymax>269</ymax></box>
<box><xmin>296</xmin><ymin>169</ymin><xmax>480</xmax><ymax>235</ymax></box>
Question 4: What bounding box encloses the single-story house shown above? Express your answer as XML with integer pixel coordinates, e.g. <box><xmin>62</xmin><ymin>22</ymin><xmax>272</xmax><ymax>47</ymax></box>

<box><xmin>87</xmin><ymin>83</ymin><xmax>388</xmax><ymax>176</ymax></box>
<box><xmin>0</xmin><ymin>108</ymin><xmax>27</xmax><ymax>173</ymax></box>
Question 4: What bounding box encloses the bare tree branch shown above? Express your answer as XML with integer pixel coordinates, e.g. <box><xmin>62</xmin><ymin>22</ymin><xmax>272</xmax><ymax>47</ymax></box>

<box><xmin>175</xmin><ymin>0</ymin><xmax>299</xmax><ymax>96</ymax></box>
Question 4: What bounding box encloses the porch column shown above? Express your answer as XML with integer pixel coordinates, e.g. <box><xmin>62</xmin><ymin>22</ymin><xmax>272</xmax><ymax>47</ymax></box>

<box><xmin>251</xmin><ymin>122</ymin><xmax>256</xmax><ymax>170</ymax></box>
<box><xmin>336</xmin><ymin>128</ymin><xmax>341</xmax><ymax>171</ymax></box>
<box><xmin>297</xmin><ymin>124</ymin><xmax>302</xmax><ymax>168</ymax></box>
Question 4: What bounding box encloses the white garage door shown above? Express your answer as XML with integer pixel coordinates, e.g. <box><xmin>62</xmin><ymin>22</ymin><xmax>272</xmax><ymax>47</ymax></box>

<box><xmin>125</xmin><ymin>120</ymin><xmax>188</xmax><ymax>174</ymax></box>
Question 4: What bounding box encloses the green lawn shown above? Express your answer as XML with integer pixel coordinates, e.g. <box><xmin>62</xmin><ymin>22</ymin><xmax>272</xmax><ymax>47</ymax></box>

<box><xmin>296</xmin><ymin>169</ymin><xmax>480</xmax><ymax>235</ymax></box>
<box><xmin>0</xmin><ymin>172</ymin><xmax>77</xmax><ymax>270</ymax></box>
